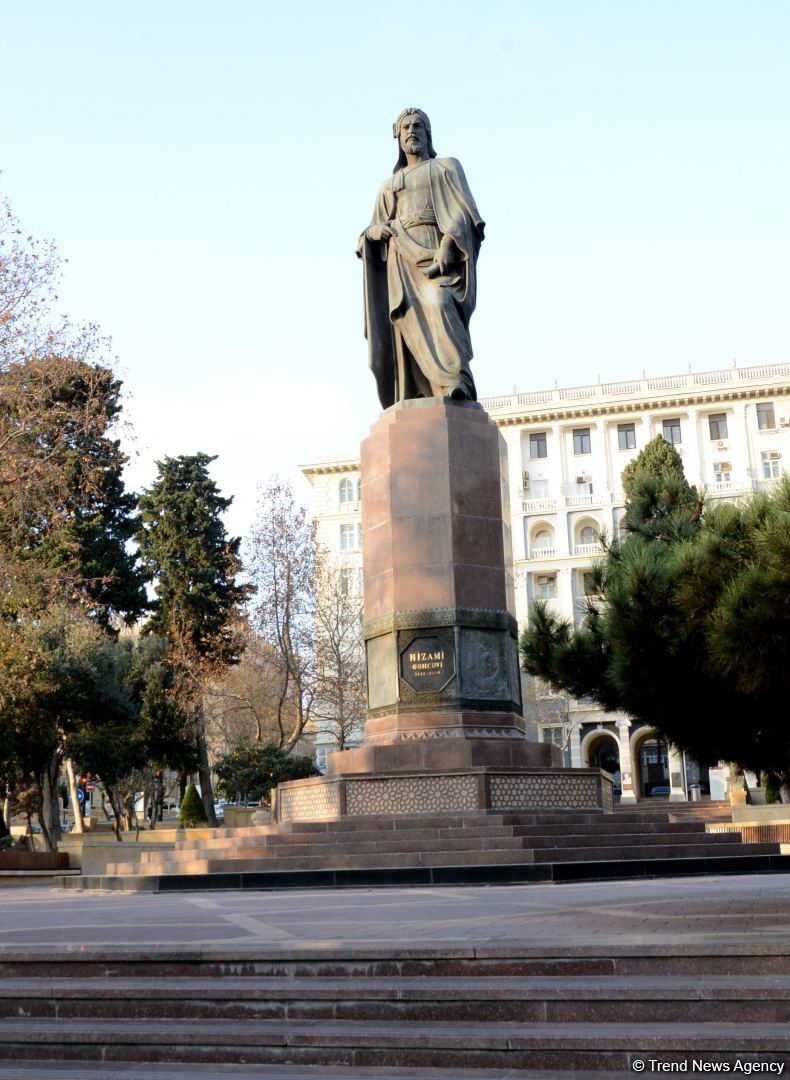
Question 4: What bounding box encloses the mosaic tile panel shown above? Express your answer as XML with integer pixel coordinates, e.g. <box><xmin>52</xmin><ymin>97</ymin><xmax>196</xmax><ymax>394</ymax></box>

<box><xmin>278</xmin><ymin>780</ymin><xmax>340</xmax><ymax>822</ymax></box>
<box><xmin>489</xmin><ymin>773</ymin><xmax>602</xmax><ymax>810</ymax></box>
<box><xmin>347</xmin><ymin>775</ymin><xmax>479</xmax><ymax>816</ymax></box>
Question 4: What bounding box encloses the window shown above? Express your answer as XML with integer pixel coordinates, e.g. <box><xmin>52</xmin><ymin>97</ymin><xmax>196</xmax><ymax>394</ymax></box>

<box><xmin>541</xmin><ymin>726</ymin><xmax>565</xmax><ymax>748</ymax></box>
<box><xmin>762</xmin><ymin>451</ymin><xmax>781</xmax><ymax>479</ymax></box>
<box><xmin>339</xmin><ymin>524</ymin><xmax>355</xmax><ymax>551</ymax></box>
<box><xmin>757</xmin><ymin>402</ymin><xmax>776</xmax><ymax>430</ymax></box>
<box><xmin>579</xmin><ymin>525</ymin><xmax>596</xmax><ymax>545</ymax></box>
<box><xmin>662</xmin><ymin>418</ymin><xmax>682</xmax><ymax>445</ymax></box>
<box><xmin>709</xmin><ymin>413</ymin><xmax>728</xmax><ymax>440</ymax></box>
<box><xmin>533</xmin><ymin>528</ymin><xmax>552</xmax><ymax>549</ymax></box>
<box><xmin>356</xmin><ymin>478</ymin><xmax>362</xmax><ymax>502</ymax></box>
<box><xmin>713</xmin><ymin>462</ymin><xmax>731</xmax><ymax>485</ymax></box>
<box><xmin>617</xmin><ymin>423</ymin><xmax>636</xmax><ymax>450</ymax></box>
<box><xmin>529</xmin><ymin>431</ymin><xmax>547</xmax><ymax>459</ymax></box>
<box><xmin>357</xmin><ymin>523</ymin><xmax>363</xmax><ymax>549</ymax></box>
<box><xmin>535</xmin><ymin>574</ymin><xmax>557</xmax><ymax>599</ymax></box>
<box><xmin>339</xmin><ymin>478</ymin><xmax>354</xmax><ymax>504</ymax></box>
<box><xmin>573</xmin><ymin>428</ymin><xmax>591</xmax><ymax>455</ymax></box>
<box><xmin>580</xmin><ymin>570</ymin><xmax>596</xmax><ymax>596</ymax></box>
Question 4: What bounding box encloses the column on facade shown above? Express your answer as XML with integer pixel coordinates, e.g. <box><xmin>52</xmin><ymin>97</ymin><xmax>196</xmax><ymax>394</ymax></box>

<box><xmin>668</xmin><ymin>745</ymin><xmax>687</xmax><ymax>803</ymax></box>
<box><xmin>684</xmin><ymin>407</ymin><xmax>704</xmax><ymax>489</ymax></box>
<box><xmin>569</xmin><ymin>719</ymin><xmax>583</xmax><ymax>769</ymax></box>
<box><xmin>551</xmin><ymin>421</ymin><xmax>567</xmax><ymax>502</ymax></box>
<box><xmin>595</xmin><ymin>419</ymin><xmax>612</xmax><ymax>502</ymax></box>
<box><xmin>616</xmin><ymin>718</ymin><xmax>636</xmax><ymax>803</ymax></box>
<box><xmin>730</xmin><ymin>402</ymin><xmax>752</xmax><ymax>490</ymax></box>
<box><xmin>501</xmin><ymin>425</ymin><xmax>527</xmax><ymax>560</ymax></box>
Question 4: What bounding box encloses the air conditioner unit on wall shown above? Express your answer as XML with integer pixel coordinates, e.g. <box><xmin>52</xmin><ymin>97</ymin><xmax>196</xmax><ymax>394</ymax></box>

<box><xmin>575</xmin><ymin>475</ymin><xmax>587</xmax><ymax>484</ymax></box>
<box><xmin>522</xmin><ymin>471</ymin><xmax>529</xmax><ymax>488</ymax></box>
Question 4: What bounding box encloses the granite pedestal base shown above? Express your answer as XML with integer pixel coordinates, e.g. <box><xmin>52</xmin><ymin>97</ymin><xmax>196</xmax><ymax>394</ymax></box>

<box><xmin>276</xmin><ymin>767</ymin><xmax>614</xmax><ymax>823</ymax></box>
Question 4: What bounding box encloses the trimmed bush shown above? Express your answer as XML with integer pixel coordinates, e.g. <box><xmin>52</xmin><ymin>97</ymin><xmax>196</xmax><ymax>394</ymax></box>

<box><xmin>179</xmin><ymin>783</ymin><xmax>208</xmax><ymax>828</ymax></box>
<box><xmin>215</xmin><ymin>743</ymin><xmax>321</xmax><ymax>806</ymax></box>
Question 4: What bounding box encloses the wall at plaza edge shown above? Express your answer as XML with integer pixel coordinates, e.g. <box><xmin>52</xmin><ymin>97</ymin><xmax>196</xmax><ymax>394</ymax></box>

<box><xmin>301</xmin><ymin>360</ymin><xmax>790</xmax><ymax>801</ymax></box>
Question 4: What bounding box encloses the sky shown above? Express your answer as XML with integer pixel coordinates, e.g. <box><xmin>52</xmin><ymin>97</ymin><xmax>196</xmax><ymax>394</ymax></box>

<box><xmin>3</xmin><ymin>1</ymin><xmax>789</xmax><ymax>538</ymax></box>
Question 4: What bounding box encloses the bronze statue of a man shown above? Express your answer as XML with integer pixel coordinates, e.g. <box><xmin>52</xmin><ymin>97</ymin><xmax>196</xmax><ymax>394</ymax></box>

<box><xmin>358</xmin><ymin>109</ymin><xmax>485</xmax><ymax>408</ymax></box>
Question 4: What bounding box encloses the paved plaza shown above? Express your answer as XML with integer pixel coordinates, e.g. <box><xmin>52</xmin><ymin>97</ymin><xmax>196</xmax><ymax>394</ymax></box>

<box><xmin>2</xmin><ymin>873</ymin><xmax>790</xmax><ymax>951</ymax></box>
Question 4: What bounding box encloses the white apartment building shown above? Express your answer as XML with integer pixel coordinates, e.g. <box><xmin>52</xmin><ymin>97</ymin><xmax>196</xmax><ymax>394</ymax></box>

<box><xmin>302</xmin><ymin>361</ymin><xmax>790</xmax><ymax>799</ymax></box>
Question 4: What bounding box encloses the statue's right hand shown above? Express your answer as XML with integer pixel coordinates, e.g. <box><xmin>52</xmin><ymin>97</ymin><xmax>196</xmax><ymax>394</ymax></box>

<box><xmin>366</xmin><ymin>224</ymin><xmax>395</xmax><ymax>243</ymax></box>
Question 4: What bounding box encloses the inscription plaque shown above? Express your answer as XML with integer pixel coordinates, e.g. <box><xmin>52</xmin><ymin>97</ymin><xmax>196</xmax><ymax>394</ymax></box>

<box><xmin>400</xmin><ymin>635</ymin><xmax>456</xmax><ymax>693</ymax></box>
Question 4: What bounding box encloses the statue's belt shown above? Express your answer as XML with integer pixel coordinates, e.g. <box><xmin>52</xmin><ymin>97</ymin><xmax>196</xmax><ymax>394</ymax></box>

<box><xmin>397</xmin><ymin>210</ymin><xmax>437</xmax><ymax>227</ymax></box>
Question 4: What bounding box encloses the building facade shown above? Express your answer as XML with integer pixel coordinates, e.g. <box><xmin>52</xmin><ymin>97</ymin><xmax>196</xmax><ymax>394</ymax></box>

<box><xmin>302</xmin><ymin>361</ymin><xmax>790</xmax><ymax>799</ymax></box>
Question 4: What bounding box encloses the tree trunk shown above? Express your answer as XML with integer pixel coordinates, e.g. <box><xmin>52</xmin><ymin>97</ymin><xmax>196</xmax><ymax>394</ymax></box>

<box><xmin>38</xmin><ymin>755</ymin><xmax>62</xmax><ymax>852</ymax></box>
<box><xmin>64</xmin><ymin>758</ymin><xmax>84</xmax><ymax>835</ymax></box>
<box><xmin>103</xmin><ymin>786</ymin><xmax>124</xmax><ymax>841</ymax></box>
<box><xmin>0</xmin><ymin>789</ymin><xmax>10</xmax><ymax>841</ymax></box>
<box><xmin>196</xmin><ymin>713</ymin><xmax>217</xmax><ymax>827</ymax></box>
<box><xmin>780</xmin><ymin>783</ymin><xmax>790</xmax><ymax>805</ymax></box>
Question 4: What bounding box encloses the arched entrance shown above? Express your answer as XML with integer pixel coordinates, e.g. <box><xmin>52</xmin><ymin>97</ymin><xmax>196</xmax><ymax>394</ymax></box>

<box><xmin>633</xmin><ymin>731</ymin><xmax>670</xmax><ymax>797</ymax></box>
<box><xmin>581</xmin><ymin>729</ymin><xmax>622</xmax><ymax>799</ymax></box>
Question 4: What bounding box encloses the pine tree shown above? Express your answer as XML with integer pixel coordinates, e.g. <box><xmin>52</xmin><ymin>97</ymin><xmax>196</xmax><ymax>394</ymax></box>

<box><xmin>620</xmin><ymin>435</ymin><xmax>701</xmax><ymax>541</ymax></box>
<box><xmin>137</xmin><ymin>454</ymin><xmax>249</xmax><ymax>824</ymax></box>
<box><xmin>521</xmin><ymin>456</ymin><xmax>790</xmax><ymax>797</ymax></box>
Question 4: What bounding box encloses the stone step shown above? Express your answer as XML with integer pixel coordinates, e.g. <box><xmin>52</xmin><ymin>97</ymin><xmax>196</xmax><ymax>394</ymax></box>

<box><xmin>0</xmin><ymin>1063</ymin><xmax>640</xmax><ymax>1079</ymax></box>
<box><xmin>3</xmin><ymin>974</ymin><xmax>790</xmax><ymax>1024</ymax></box>
<box><xmin>532</xmin><ymin>841</ymin><xmax>779</xmax><ymax>863</ymax></box>
<box><xmin>511</xmin><ymin>820</ymin><xmax>709</xmax><ymax>836</ymax></box>
<box><xmin>522</xmin><ymin>831</ymin><xmax>739</xmax><ymax>849</ymax></box>
<box><xmin>4</xmin><ymin>943</ymin><xmax>790</xmax><ymax>978</ymax></box>
<box><xmin>142</xmin><ymin>829</ymin><xmax>741</xmax><ymax>873</ymax></box>
<box><xmin>181</xmin><ymin>821</ymin><xmax>716</xmax><ymax>852</ymax></box>
<box><xmin>0</xmin><ymin>1018</ymin><xmax>787</xmax><ymax>1070</ymax></box>
<box><xmin>276</xmin><ymin>812</ymin><xmax>512</xmax><ymax>832</ymax></box>
<box><xmin>174</xmin><ymin>823</ymin><xmax>523</xmax><ymax>852</ymax></box>
<box><xmin>155</xmin><ymin>835</ymin><xmax>529</xmax><ymax>863</ymax></box>
<box><xmin>120</xmin><ymin>834</ymin><xmax>775</xmax><ymax>876</ymax></box>
<box><xmin>108</xmin><ymin>848</ymin><xmax>541</xmax><ymax>877</ymax></box>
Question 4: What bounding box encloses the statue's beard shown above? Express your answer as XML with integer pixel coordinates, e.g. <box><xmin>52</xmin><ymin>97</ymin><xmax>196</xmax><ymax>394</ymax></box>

<box><xmin>404</xmin><ymin>138</ymin><xmax>424</xmax><ymax>154</ymax></box>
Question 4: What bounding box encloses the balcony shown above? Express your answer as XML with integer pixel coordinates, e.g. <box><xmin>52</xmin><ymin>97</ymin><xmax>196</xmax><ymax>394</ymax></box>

<box><xmin>522</xmin><ymin>497</ymin><xmax>558</xmax><ymax>512</ymax></box>
<box><xmin>573</xmin><ymin>543</ymin><xmax>603</xmax><ymax>557</ymax></box>
<box><xmin>527</xmin><ymin>547</ymin><xmax>556</xmax><ymax>561</ymax></box>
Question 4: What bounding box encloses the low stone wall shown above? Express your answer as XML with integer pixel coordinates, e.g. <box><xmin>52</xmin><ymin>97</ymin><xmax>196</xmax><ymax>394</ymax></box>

<box><xmin>708</xmin><ymin>822</ymin><xmax>790</xmax><ymax>845</ymax></box>
<box><xmin>0</xmin><ymin>851</ymin><xmax>70</xmax><ymax>871</ymax></box>
<box><xmin>276</xmin><ymin>767</ymin><xmax>613</xmax><ymax>824</ymax></box>
<box><xmin>222</xmin><ymin>807</ymin><xmax>261</xmax><ymax>828</ymax></box>
<box><xmin>731</xmin><ymin>805</ymin><xmax>790</xmax><ymax>824</ymax></box>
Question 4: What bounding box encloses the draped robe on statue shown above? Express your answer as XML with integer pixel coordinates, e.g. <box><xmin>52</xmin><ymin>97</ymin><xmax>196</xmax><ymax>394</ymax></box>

<box><xmin>358</xmin><ymin>157</ymin><xmax>485</xmax><ymax>409</ymax></box>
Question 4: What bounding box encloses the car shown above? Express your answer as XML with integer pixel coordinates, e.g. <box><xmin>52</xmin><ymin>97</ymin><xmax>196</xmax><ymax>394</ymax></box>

<box><xmin>651</xmin><ymin>785</ymin><xmax>671</xmax><ymax>796</ymax></box>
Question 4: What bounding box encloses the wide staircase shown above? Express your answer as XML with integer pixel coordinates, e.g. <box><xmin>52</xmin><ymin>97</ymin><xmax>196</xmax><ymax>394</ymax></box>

<box><xmin>75</xmin><ymin>803</ymin><xmax>789</xmax><ymax>891</ymax></box>
<box><xmin>0</xmin><ymin>940</ymin><xmax>788</xmax><ymax>1076</ymax></box>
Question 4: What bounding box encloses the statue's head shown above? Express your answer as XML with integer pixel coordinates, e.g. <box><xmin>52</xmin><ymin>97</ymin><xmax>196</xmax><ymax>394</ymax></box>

<box><xmin>393</xmin><ymin>108</ymin><xmax>436</xmax><ymax>172</ymax></box>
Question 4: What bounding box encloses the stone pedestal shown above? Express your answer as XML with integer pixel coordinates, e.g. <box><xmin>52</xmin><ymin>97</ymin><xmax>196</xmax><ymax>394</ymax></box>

<box><xmin>278</xmin><ymin>398</ymin><xmax>612</xmax><ymax>822</ymax></box>
<box><xmin>328</xmin><ymin>398</ymin><xmax>559</xmax><ymax>777</ymax></box>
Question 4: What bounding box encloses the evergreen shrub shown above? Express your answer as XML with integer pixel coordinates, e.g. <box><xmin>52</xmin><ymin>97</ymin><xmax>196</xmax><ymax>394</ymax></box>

<box><xmin>179</xmin><ymin>783</ymin><xmax>208</xmax><ymax>828</ymax></box>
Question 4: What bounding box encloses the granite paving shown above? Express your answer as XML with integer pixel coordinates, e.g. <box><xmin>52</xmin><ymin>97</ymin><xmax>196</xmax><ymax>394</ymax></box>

<box><xmin>1</xmin><ymin>872</ymin><xmax>790</xmax><ymax>951</ymax></box>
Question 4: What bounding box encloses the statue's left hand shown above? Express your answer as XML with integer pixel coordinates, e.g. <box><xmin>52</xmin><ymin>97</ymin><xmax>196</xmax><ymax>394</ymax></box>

<box><xmin>423</xmin><ymin>236</ymin><xmax>456</xmax><ymax>279</ymax></box>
